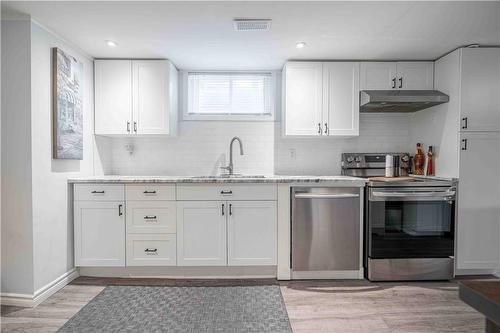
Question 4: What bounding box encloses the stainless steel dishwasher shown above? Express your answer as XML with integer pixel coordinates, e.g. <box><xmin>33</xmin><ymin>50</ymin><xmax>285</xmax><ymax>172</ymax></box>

<box><xmin>292</xmin><ymin>187</ymin><xmax>361</xmax><ymax>279</ymax></box>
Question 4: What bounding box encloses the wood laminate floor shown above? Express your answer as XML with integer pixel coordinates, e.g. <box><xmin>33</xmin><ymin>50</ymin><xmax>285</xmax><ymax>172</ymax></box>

<box><xmin>1</xmin><ymin>277</ymin><xmax>486</xmax><ymax>333</ymax></box>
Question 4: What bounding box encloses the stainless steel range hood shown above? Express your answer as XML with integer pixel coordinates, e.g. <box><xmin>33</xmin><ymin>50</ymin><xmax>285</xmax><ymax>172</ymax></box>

<box><xmin>360</xmin><ymin>90</ymin><xmax>449</xmax><ymax>113</ymax></box>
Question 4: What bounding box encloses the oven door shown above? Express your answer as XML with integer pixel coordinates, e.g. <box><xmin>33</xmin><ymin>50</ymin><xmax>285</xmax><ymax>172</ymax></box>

<box><xmin>368</xmin><ymin>187</ymin><xmax>456</xmax><ymax>259</ymax></box>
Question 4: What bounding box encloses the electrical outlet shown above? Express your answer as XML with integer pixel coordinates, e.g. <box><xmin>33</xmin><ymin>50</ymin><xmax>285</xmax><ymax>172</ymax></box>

<box><xmin>289</xmin><ymin>148</ymin><xmax>296</xmax><ymax>159</ymax></box>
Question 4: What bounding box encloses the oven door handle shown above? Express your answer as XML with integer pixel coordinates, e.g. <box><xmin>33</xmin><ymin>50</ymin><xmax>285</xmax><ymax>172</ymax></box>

<box><xmin>371</xmin><ymin>189</ymin><xmax>456</xmax><ymax>200</ymax></box>
<box><xmin>294</xmin><ymin>193</ymin><xmax>359</xmax><ymax>199</ymax></box>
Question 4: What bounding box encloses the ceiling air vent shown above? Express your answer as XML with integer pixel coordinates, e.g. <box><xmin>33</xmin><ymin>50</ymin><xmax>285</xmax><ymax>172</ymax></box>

<box><xmin>233</xmin><ymin>19</ymin><xmax>271</xmax><ymax>32</ymax></box>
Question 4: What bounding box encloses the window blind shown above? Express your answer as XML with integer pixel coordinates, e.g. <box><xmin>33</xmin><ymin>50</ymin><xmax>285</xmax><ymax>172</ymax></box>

<box><xmin>187</xmin><ymin>72</ymin><xmax>273</xmax><ymax>116</ymax></box>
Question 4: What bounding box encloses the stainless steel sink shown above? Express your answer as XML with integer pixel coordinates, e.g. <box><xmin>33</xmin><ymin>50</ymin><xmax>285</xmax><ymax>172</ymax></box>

<box><xmin>189</xmin><ymin>175</ymin><xmax>266</xmax><ymax>179</ymax></box>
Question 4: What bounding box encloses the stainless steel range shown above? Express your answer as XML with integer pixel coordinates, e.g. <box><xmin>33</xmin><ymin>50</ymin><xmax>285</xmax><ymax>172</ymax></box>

<box><xmin>342</xmin><ymin>153</ymin><xmax>457</xmax><ymax>281</ymax></box>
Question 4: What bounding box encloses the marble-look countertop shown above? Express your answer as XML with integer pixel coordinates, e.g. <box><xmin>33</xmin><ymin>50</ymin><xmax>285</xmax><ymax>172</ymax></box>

<box><xmin>68</xmin><ymin>175</ymin><xmax>367</xmax><ymax>185</ymax></box>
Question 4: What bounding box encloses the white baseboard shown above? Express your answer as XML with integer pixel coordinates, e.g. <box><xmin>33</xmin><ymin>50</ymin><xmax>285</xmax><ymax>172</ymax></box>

<box><xmin>1</xmin><ymin>268</ymin><xmax>79</xmax><ymax>308</ymax></box>
<box><xmin>79</xmin><ymin>266</ymin><xmax>277</xmax><ymax>278</ymax></box>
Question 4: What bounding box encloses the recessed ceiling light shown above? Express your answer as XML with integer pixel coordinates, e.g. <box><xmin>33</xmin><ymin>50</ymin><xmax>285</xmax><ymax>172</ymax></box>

<box><xmin>106</xmin><ymin>40</ymin><xmax>118</xmax><ymax>47</ymax></box>
<box><xmin>296</xmin><ymin>42</ymin><xmax>307</xmax><ymax>49</ymax></box>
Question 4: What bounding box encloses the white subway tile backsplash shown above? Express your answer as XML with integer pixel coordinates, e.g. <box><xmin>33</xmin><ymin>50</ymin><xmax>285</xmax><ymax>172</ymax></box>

<box><xmin>98</xmin><ymin>114</ymin><xmax>411</xmax><ymax>176</ymax></box>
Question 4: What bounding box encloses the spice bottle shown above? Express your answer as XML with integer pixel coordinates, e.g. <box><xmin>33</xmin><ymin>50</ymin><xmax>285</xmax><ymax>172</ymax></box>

<box><xmin>426</xmin><ymin>146</ymin><xmax>434</xmax><ymax>176</ymax></box>
<box><xmin>414</xmin><ymin>143</ymin><xmax>425</xmax><ymax>175</ymax></box>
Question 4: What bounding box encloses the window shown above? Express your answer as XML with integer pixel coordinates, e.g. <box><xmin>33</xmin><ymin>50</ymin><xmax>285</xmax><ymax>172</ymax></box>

<box><xmin>183</xmin><ymin>72</ymin><xmax>276</xmax><ymax>121</ymax></box>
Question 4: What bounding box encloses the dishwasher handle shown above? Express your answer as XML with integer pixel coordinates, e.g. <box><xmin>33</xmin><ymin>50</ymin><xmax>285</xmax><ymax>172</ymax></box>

<box><xmin>294</xmin><ymin>193</ymin><xmax>359</xmax><ymax>199</ymax></box>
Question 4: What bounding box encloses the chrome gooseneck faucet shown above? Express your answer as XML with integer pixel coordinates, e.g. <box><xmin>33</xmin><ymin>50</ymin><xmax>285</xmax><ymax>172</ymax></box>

<box><xmin>220</xmin><ymin>136</ymin><xmax>244</xmax><ymax>175</ymax></box>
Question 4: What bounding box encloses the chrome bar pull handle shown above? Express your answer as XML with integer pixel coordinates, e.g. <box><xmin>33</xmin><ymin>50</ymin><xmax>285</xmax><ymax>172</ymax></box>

<box><xmin>324</xmin><ymin>123</ymin><xmax>328</xmax><ymax>135</ymax></box>
<box><xmin>318</xmin><ymin>123</ymin><xmax>322</xmax><ymax>134</ymax></box>
<box><xmin>222</xmin><ymin>203</ymin><xmax>225</xmax><ymax>216</ymax></box>
<box><xmin>399</xmin><ymin>77</ymin><xmax>403</xmax><ymax>89</ymax></box>
<box><xmin>220</xmin><ymin>190</ymin><xmax>233</xmax><ymax>195</ymax></box>
<box><xmin>144</xmin><ymin>215</ymin><xmax>157</xmax><ymax>220</ymax></box>
<box><xmin>461</xmin><ymin>139</ymin><xmax>468</xmax><ymax>151</ymax></box>
<box><xmin>143</xmin><ymin>190</ymin><xmax>157</xmax><ymax>194</ymax></box>
<box><xmin>392</xmin><ymin>77</ymin><xmax>396</xmax><ymax>89</ymax></box>
<box><xmin>229</xmin><ymin>204</ymin><xmax>232</xmax><ymax>216</ymax></box>
<box><xmin>133</xmin><ymin>121</ymin><xmax>137</xmax><ymax>133</ymax></box>
<box><xmin>91</xmin><ymin>190</ymin><xmax>105</xmax><ymax>194</ymax></box>
<box><xmin>118</xmin><ymin>204</ymin><xmax>123</xmax><ymax>216</ymax></box>
<box><xmin>127</xmin><ymin>121</ymin><xmax>130</xmax><ymax>133</ymax></box>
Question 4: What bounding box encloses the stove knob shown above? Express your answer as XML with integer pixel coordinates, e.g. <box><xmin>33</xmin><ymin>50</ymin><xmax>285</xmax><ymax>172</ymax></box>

<box><xmin>346</xmin><ymin>156</ymin><xmax>354</xmax><ymax>163</ymax></box>
<box><xmin>354</xmin><ymin>156</ymin><xmax>361</xmax><ymax>163</ymax></box>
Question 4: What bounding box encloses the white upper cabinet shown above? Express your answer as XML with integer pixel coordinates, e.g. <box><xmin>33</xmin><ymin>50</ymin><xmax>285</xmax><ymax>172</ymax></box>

<box><xmin>360</xmin><ymin>62</ymin><xmax>397</xmax><ymax>90</ymax></box>
<box><xmin>460</xmin><ymin>48</ymin><xmax>500</xmax><ymax>132</ymax></box>
<box><xmin>323</xmin><ymin>62</ymin><xmax>360</xmax><ymax>136</ymax></box>
<box><xmin>95</xmin><ymin>59</ymin><xmax>178</xmax><ymax>136</ymax></box>
<box><xmin>94</xmin><ymin>60</ymin><xmax>132</xmax><ymax>135</ymax></box>
<box><xmin>396</xmin><ymin>62</ymin><xmax>434</xmax><ymax>90</ymax></box>
<box><xmin>360</xmin><ymin>62</ymin><xmax>433</xmax><ymax>90</ymax></box>
<box><xmin>283</xmin><ymin>61</ymin><xmax>359</xmax><ymax>137</ymax></box>
<box><xmin>283</xmin><ymin>62</ymin><xmax>323</xmax><ymax>136</ymax></box>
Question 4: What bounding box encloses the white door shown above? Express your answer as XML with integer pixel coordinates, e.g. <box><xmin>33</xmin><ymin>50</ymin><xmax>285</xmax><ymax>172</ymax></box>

<box><xmin>460</xmin><ymin>48</ymin><xmax>500</xmax><ymax>131</ymax></box>
<box><xmin>94</xmin><ymin>60</ymin><xmax>132</xmax><ymax>135</ymax></box>
<box><xmin>227</xmin><ymin>201</ymin><xmax>277</xmax><ymax>266</ymax></box>
<box><xmin>283</xmin><ymin>62</ymin><xmax>323</xmax><ymax>136</ymax></box>
<box><xmin>457</xmin><ymin>132</ymin><xmax>500</xmax><ymax>270</ymax></box>
<box><xmin>359</xmin><ymin>62</ymin><xmax>397</xmax><ymax>90</ymax></box>
<box><xmin>323</xmin><ymin>62</ymin><xmax>360</xmax><ymax>136</ymax></box>
<box><xmin>395</xmin><ymin>62</ymin><xmax>434</xmax><ymax>90</ymax></box>
<box><xmin>176</xmin><ymin>201</ymin><xmax>227</xmax><ymax>266</ymax></box>
<box><xmin>132</xmin><ymin>60</ymin><xmax>170</xmax><ymax>135</ymax></box>
<box><xmin>74</xmin><ymin>201</ymin><xmax>125</xmax><ymax>266</ymax></box>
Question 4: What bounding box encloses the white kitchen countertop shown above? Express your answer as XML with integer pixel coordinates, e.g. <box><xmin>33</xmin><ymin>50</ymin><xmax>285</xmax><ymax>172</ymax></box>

<box><xmin>67</xmin><ymin>175</ymin><xmax>368</xmax><ymax>185</ymax></box>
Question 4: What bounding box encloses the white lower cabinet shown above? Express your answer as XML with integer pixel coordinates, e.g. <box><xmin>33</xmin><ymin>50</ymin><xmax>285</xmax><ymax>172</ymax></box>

<box><xmin>176</xmin><ymin>201</ymin><xmax>227</xmax><ymax>266</ymax></box>
<box><xmin>74</xmin><ymin>201</ymin><xmax>125</xmax><ymax>266</ymax></box>
<box><xmin>457</xmin><ymin>132</ymin><xmax>500</xmax><ymax>270</ymax></box>
<box><xmin>227</xmin><ymin>201</ymin><xmax>277</xmax><ymax>266</ymax></box>
<box><xmin>126</xmin><ymin>234</ymin><xmax>176</xmax><ymax>266</ymax></box>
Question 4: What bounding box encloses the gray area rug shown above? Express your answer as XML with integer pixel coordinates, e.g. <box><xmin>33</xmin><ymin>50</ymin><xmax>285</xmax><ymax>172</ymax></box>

<box><xmin>58</xmin><ymin>285</ymin><xmax>292</xmax><ymax>333</ymax></box>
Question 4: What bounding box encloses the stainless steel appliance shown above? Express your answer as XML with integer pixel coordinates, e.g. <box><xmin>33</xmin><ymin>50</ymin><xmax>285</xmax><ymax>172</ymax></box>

<box><xmin>360</xmin><ymin>90</ymin><xmax>449</xmax><ymax>113</ymax></box>
<box><xmin>291</xmin><ymin>187</ymin><xmax>361</xmax><ymax>279</ymax></box>
<box><xmin>342</xmin><ymin>153</ymin><xmax>457</xmax><ymax>281</ymax></box>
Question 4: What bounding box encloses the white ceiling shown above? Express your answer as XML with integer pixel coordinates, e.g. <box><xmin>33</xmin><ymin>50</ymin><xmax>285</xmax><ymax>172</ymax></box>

<box><xmin>3</xmin><ymin>1</ymin><xmax>500</xmax><ymax>70</ymax></box>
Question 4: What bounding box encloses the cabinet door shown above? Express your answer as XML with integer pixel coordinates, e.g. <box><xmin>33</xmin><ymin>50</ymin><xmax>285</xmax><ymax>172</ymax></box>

<box><xmin>132</xmin><ymin>60</ymin><xmax>171</xmax><ymax>135</ymax></box>
<box><xmin>323</xmin><ymin>62</ymin><xmax>360</xmax><ymax>136</ymax></box>
<box><xmin>74</xmin><ymin>201</ymin><xmax>125</xmax><ymax>266</ymax></box>
<box><xmin>360</xmin><ymin>62</ymin><xmax>397</xmax><ymax>90</ymax></box>
<box><xmin>457</xmin><ymin>132</ymin><xmax>500</xmax><ymax>270</ymax></box>
<box><xmin>283</xmin><ymin>62</ymin><xmax>323</xmax><ymax>136</ymax></box>
<box><xmin>94</xmin><ymin>60</ymin><xmax>132</xmax><ymax>135</ymax></box>
<box><xmin>227</xmin><ymin>201</ymin><xmax>277</xmax><ymax>266</ymax></box>
<box><xmin>396</xmin><ymin>62</ymin><xmax>434</xmax><ymax>90</ymax></box>
<box><xmin>460</xmin><ymin>48</ymin><xmax>500</xmax><ymax>131</ymax></box>
<box><xmin>176</xmin><ymin>201</ymin><xmax>227</xmax><ymax>266</ymax></box>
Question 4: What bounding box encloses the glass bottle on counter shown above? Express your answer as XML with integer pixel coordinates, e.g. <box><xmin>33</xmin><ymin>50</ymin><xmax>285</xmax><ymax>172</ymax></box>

<box><xmin>426</xmin><ymin>146</ymin><xmax>435</xmax><ymax>176</ymax></box>
<box><xmin>414</xmin><ymin>143</ymin><xmax>425</xmax><ymax>175</ymax></box>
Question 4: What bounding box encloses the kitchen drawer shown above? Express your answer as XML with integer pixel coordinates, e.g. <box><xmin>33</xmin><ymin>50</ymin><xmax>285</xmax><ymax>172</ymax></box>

<box><xmin>74</xmin><ymin>184</ymin><xmax>124</xmax><ymax>201</ymax></box>
<box><xmin>176</xmin><ymin>184</ymin><xmax>277</xmax><ymax>201</ymax></box>
<box><xmin>126</xmin><ymin>184</ymin><xmax>176</xmax><ymax>201</ymax></box>
<box><xmin>126</xmin><ymin>234</ymin><xmax>176</xmax><ymax>266</ymax></box>
<box><xmin>126</xmin><ymin>201</ymin><xmax>176</xmax><ymax>233</ymax></box>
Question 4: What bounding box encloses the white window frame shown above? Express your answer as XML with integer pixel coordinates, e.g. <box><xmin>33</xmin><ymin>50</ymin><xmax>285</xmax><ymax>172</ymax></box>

<box><xmin>181</xmin><ymin>70</ymin><xmax>278</xmax><ymax>121</ymax></box>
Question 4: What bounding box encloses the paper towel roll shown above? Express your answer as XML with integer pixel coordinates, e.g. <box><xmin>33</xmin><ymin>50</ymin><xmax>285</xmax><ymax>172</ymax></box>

<box><xmin>385</xmin><ymin>155</ymin><xmax>394</xmax><ymax>177</ymax></box>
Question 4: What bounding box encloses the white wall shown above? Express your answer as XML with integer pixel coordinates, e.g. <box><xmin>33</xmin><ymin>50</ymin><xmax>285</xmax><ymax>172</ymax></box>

<box><xmin>410</xmin><ymin>49</ymin><xmax>461</xmax><ymax>178</ymax></box>
<box><xmin>98</xmin><ymin>113</ymin><xmax>412</xmax><ymax>176</ymax></box>
<box><xmin>1</xmin><ymin>18</ymin><xmax>35</xmax><ymax>295</ymax></box>
<box><xmin>30</xmin><ymin>21</ymin><xmax>97</xmax><ymax>291</ymax></box>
